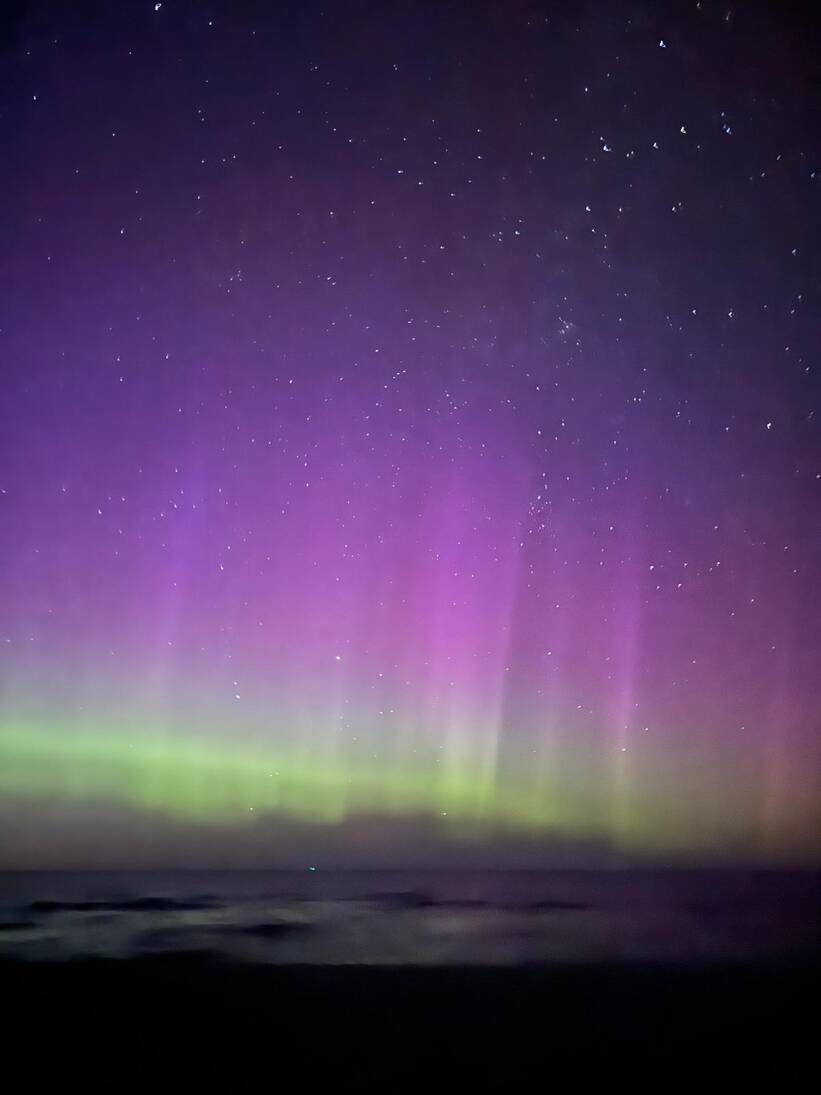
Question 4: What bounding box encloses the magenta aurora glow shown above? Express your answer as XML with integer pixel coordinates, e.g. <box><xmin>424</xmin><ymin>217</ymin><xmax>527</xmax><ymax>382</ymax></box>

<box><xmin>0</xmin><ymin>0</ymin><xmax>819</xmax><ymax>868</ymax></box>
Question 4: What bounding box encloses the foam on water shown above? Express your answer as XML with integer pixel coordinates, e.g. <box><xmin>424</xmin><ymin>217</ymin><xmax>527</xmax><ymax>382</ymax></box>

<box><xmin>0</xmin><ymin>870</ymin><xmax>816</xmax><ymax>966</ymax></box>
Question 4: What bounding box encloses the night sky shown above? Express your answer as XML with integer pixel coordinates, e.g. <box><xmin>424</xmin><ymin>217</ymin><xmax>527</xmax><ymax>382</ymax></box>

<box><xmin>0</xmin><ymin>0</ymin><xmax>818</xmax><ymax>868</ymax></box>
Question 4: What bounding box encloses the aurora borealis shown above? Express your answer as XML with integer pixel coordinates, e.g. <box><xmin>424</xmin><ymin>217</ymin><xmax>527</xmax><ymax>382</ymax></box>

<box><xmin>0</xmin><ymin>0</ymin><xmax>819</xmax><ymax>868</ymax></box>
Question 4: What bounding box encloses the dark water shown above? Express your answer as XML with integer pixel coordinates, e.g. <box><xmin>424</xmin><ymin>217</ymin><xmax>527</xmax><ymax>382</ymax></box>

<box><xmin>0</xmin><ymin>869</ymin><xmax>817</xmax><ymax>965</ymax></box>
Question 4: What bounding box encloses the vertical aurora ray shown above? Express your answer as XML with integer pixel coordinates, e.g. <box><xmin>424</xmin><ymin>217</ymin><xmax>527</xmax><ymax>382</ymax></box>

<box><xmin>0</xmin><ymin>1</ymin><xmax>819</xmax><ymax>868</ymax></box>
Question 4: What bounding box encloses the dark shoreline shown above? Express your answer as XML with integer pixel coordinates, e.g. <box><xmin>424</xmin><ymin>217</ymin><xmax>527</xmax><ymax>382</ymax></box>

<box><xmin>5</xmin><ymin>955</ymin><xmax>817</xmax><ymax>1077</ymax></box>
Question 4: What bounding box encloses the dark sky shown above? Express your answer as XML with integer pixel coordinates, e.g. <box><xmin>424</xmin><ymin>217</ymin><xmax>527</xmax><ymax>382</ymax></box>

<box><xmin>0</xmin><ymin>0</ymin><xmax>819</xmax><ymax>868</ymax></box>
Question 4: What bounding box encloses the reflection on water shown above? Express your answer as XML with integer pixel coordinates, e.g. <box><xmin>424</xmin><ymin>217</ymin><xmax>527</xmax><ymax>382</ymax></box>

<box><xmin>0</xmin><ymin>870</ymin><xmax>817</xmax><ymax>965</ymax></box>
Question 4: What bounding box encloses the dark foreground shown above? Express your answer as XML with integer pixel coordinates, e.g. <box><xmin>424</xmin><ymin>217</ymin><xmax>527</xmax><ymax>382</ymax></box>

<box><xmin>4</xmin><ymin>955</ymin><xmax>817</xmax><ymax>1083</ymax></box>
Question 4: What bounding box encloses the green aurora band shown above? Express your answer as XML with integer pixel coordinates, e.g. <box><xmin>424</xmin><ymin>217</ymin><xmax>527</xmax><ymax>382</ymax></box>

<box><xmin>1</xmin><ymin>721</ymin><xmax>805</xmax><ymax>861</ymax></box>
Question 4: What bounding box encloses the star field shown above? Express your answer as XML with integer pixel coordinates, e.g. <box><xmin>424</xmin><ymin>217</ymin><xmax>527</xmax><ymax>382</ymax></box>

<box><xmin>0</xmin><ymin>0</ymin><xmax>818</xmax><ymax>867</ymax></box>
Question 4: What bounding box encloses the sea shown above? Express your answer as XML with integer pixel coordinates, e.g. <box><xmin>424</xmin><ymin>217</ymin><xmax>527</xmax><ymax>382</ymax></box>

<box><xmin>0</xmin><ymin>869</ymin><xmax>817</xmax><ymax>966</ymax></box>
